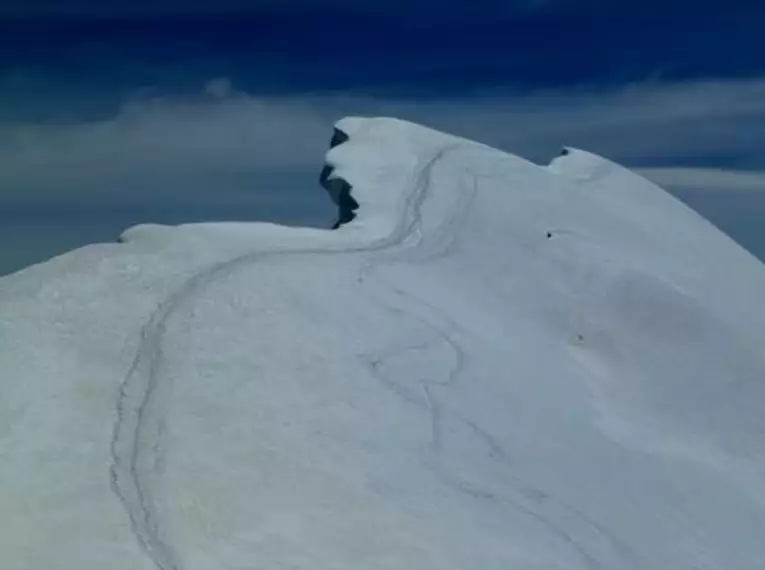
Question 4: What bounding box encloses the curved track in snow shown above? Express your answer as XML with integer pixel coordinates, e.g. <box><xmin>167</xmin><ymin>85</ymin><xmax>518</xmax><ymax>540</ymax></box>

<box><xmin>109</xmin><ymin>141</ymin><xmax>464</xmax><ymax>570</ymax></box>
<box><xmin>109</xmin><ymin>139</ymin><xmax>639</xmax><ymax>570</ymax></box>
<box><xmin>356</xmin><ymin>166</ymin><xmax>641</xmax><ymax>570</ymax></box>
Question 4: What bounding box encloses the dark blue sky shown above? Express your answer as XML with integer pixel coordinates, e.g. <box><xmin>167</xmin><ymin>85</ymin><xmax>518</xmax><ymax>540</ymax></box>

<box><xmin>0</xmin><ymin>0</ymin><xmax>764</xmax><ymax>274</ymax></box>
<box><xmin>2</xmin><ymin>1</ymin><xmax>763</xmax><ymax>97</ymax></box>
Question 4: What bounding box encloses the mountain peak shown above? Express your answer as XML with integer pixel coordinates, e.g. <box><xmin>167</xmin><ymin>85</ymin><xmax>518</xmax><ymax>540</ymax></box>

<box><xmin>1</xmin><ymin>118</ymin><xmax>764</xmax><ymax>570</ymax></box>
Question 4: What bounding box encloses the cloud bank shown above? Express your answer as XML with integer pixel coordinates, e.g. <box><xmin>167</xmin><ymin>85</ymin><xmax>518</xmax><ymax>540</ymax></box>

<box><xmin>1</xmin><ymin>77</ymin><xmax>764</xmax><ymax>204</ymax></box>
<box><xmin>1</xmin><ymin>76</ymin><xmax>764</xmax><ymax>271</ymax></box>
<box><xmin>0</xmin><ymin>91</ymin><xmax>332</xmax><ymax>204</ymax></box>
<box><xmin>637</xmin><ymin>168</ymin><xmax>765</xmax><ymax>194</ymax></box>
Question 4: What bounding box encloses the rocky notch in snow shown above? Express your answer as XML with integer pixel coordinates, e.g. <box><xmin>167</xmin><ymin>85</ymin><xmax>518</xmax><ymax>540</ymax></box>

<box><xmin>1</xmin><ymin>118</ymin><xmax>765</xmax><ymax>570</ymax></box>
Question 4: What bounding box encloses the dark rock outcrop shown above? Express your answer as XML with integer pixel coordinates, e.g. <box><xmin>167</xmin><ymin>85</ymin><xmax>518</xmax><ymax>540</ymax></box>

<box><xmin>319</xmin><ymin>128</ymin><xmax>359</xmax><ymax>229</ymax></box>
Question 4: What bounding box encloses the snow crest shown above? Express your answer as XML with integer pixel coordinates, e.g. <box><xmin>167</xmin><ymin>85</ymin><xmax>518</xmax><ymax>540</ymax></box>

<box><xmin>1</xmin><ymin>118</ymin><xmax>765</xmax><ymax>570</ymax></box>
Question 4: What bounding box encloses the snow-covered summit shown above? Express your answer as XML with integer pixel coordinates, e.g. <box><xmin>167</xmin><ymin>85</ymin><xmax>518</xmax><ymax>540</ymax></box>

<box><xmin>1</xmin><ymin>118</ymin><xmax>765</xmax><ymax>570</ymax></box>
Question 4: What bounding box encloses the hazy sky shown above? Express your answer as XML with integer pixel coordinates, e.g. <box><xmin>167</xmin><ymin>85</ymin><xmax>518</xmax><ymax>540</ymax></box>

<box><xmin>0</xmin><ymin>0</ymin><xmax>763</xmax><ymax>275</ymax></box>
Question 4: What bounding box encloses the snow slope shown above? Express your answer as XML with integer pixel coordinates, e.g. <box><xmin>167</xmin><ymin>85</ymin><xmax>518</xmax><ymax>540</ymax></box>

<box><xmin>1</xmin><ymin>117</ymin><xmax>765</xmax><ymax>570</ymax></box>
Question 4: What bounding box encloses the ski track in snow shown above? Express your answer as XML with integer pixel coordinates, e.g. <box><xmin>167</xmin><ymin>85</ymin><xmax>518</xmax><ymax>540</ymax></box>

<box><xmin>109</xmin><ymin>142</ymin><xmax>462</xmax><ymax>570</ymax></box>
<box><xmin>363</xmin><ymin>322</ymin><xmax>638</xmax><ymax>570</ymax></box>
<box><xmin>109</xmin><ymin>140</ymin><xmax>637</xmax><ymax>570</ymax></box>
<box><xmin>357</xmin><ymin>175</ymin><xmax>641</xmax><ymax>570</ymax></box>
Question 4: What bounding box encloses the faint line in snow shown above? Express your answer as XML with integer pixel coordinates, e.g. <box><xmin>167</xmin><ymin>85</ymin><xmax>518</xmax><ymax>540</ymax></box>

<box><xmin>109</xmin><ymin>139</ymin><xmax>466</xmax><ymax>570</ymax></box>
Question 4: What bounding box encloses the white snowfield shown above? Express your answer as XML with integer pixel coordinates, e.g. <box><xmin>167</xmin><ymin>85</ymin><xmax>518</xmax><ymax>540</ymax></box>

<box><xmin>2</xmin><ymin>118</ymin><xmax>765</xmax><ymax>570</ymax></box>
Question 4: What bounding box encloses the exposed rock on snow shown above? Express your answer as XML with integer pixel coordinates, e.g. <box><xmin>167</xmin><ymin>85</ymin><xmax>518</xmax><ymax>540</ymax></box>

<box><xmin>320</xmin><ymin>127</ymin><xmax>357</xmax><ymax>229</ymax></box>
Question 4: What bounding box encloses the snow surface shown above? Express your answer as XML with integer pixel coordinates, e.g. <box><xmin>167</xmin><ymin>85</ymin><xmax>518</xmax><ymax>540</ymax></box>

<box><xmin>2</xmin><ymin>117</ymin><xmax>765</xmax><ymax>570</ymax></box>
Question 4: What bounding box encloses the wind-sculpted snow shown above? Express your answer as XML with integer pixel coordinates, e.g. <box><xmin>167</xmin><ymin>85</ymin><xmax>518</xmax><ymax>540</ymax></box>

<box><xmin>2</xmin><ymin>118</ymin><xmax>765</xmax><ymax>570</ymax></box>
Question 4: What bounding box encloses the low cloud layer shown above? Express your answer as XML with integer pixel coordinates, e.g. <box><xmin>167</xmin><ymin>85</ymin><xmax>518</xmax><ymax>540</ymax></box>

<box><xmin>0</xmin><ymin>93</ymin><xmax>332</xmax><ymax>200</ymax></box>
<box><xmin>637</xmin><ymin>168</ymin><xmax>765</xmax><ymax>194</ymax></box>
<box><xmin>392</xmin><ymin>79</ymin><xmax>765</xmax><ymax>169</ymax></box>
<box><xmin>1</xmin><ymin>76</ymin><xmax>764</xmax><ymax>272</ymax></box>
<box><xmin>1</xmin><ymin>77</ymin><xmax>764</xmax><ymax>205</ymax></box>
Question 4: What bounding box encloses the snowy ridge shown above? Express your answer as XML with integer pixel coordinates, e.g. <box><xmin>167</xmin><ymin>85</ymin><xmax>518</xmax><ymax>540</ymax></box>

<box><xmin>108</xmin><ymin>120</ymin><xmax>472</xmax><ymax>570</ymax></box>
<box><xmin>323</xmin><ymin>117</ymin><xmax>468</xmax><ymax>234</ymax></box>
<box><xmin>1</xmin><ymin>118</ymin><xmax>765</xmax><ymax>570</ymax></box>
